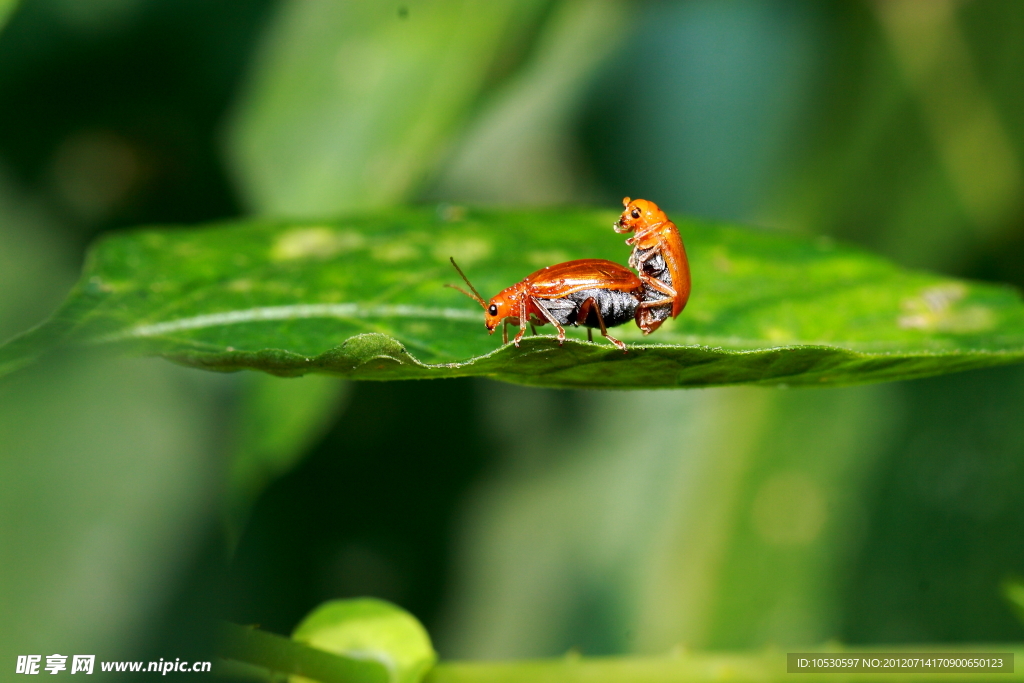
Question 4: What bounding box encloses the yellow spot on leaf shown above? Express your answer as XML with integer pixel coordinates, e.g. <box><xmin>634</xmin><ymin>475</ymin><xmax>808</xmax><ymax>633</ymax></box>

<box><xmin>271</xmin><ymin>227</ymin><xmax>364</xmax><ymax>261</ymax></box>
<box><xmin>898</xmin><ymin>283</ymin><xmax>994</xmax><ymax>333</ymax></box>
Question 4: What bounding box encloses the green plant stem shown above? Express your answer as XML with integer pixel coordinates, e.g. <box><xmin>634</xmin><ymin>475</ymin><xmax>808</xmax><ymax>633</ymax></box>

<box><xmin>426</xmin><ymin>649</ymin><xmax>1024</xmax><ymax>683</ymax></box>
<box><xmin>217</xmin><ymin>625</ymin><xmax>1024</xmax><ymax>683</ymax></box>
<box><xmin>217</xmin><ymin>622</ymin><xmax>388</xmax><ymax>683</ymax></box>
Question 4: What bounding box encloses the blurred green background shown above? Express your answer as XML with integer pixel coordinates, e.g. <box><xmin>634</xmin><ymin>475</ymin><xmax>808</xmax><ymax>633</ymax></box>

<box><xmin>2</xmin><ymin>0</ymin><xmax>1024</xmax><ymax>676</ymax></box>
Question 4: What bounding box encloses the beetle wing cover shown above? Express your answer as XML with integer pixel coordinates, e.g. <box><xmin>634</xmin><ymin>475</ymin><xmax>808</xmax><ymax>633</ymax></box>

<box><xmin>528</xmin><ymin>259</ymin><xmax>641</xmax><ymax>298</ymax></box>
<box><xmin>656</xmin><ymin>224</ymin><xmax>690</xmax><ymax>317</ymax></box>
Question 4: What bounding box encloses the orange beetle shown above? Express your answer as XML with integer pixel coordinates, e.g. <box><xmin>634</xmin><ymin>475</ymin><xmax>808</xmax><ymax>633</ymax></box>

<box><xmin>614</xmin><ymin>197</ymin><xmax>691</xmax><ymax>333</ymax></box>
<box><xmin>447</xmin><ymin>257</ymin><xmax>642</xmax><ymax>352</ymax></box>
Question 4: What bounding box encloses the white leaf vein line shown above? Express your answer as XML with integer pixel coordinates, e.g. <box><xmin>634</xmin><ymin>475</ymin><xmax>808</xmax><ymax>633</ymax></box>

<box><xmin>94</xmin><ymin>303</ymin><xmax>479</xmax><ymax>341</ymax></box>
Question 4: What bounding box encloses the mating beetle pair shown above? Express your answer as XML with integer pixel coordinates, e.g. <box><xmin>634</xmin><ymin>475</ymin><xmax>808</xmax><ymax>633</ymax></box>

<box><xmin>449</xmin><ymin>198</ymin><xmax>691</xmax><ymax>352</ymax></box>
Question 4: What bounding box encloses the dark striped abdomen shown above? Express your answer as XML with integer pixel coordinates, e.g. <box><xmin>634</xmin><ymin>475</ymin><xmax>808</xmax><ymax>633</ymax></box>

<box><xmin>638</xmin><ymin>249</ymin><xmax>673</xmax><ymax>324</ymax></box>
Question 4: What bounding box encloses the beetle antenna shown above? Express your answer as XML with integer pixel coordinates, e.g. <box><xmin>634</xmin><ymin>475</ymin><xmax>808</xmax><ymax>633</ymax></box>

<box><xmin>446</xmin><ymin>257</ymin><xmax>486</xmax><ymax>309</ymax></box>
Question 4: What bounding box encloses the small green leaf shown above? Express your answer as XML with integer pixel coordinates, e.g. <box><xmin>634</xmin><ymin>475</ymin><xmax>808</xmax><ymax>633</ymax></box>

<box><xmin>3</xmin><ymin>206</ymin><xmax>1024</xmax><ymax>388</ymax></box>
<box><xmin>292</xmin><ymin>599</ymin><xmax>436</xmax><ymax>683</ymax></box>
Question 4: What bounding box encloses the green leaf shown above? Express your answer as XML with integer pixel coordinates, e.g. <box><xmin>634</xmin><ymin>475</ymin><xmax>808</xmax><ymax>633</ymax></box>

<box><xmin>3</xmin><ymin>206</ymin><xmax>1024</xmax><ymax>388</ymax></box>
<box><xmin>292</xmin><ymin>599</ymin><xmax>436</xmax><ymax>683</ymax></box>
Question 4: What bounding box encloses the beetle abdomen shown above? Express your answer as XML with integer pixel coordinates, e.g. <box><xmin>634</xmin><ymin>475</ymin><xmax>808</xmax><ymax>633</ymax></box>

<box><xmin>569</xmin><ymin>288</ymin><xmax>638</xmax><ymax>328</ymax></box>
<box><xmin>637</xmin><ymin>250</ymin><xmax>673</xmax><ymax>325</ymax></box>
<box><xmin>534</xmin><ymin>297</ymin><xmax>577</xmax><ymax>326</ymax></box>
<box><xmin>536</xmin><ymin>289</ymin><xmax>638</xmax><ymax>329</ymax></box>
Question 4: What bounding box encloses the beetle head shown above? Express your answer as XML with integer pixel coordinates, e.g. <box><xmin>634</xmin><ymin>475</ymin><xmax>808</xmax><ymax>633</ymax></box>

<box><xmin>483</xmin><ymin>297</ymin><xmax>511</xmax><ymax>333</ymax></box>
<box><xmin>614</xmin><ymin>197</ymin><xmax>664</xmax><ymax>234</ymax></box>
<box><xmin>446</xmin><ymin>257</ymin><xmax>506</xmax><ymax>332</ymax></box>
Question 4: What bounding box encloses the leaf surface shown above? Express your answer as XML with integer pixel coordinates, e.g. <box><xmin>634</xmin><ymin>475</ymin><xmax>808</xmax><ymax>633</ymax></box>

<box><xmin>4</xmin><ymin>206</ymin><xmax>1024</xmax><ymax>388</ymax></box>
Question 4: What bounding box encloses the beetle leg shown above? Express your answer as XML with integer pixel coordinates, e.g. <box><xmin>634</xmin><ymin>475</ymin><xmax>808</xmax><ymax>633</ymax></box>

<box><xmin>638</xmin><ymin>271</ymin><xmax>677</xmax><ymax>299</ymax></box>
<box><xmin>576</xmin><ymin>297</ymin><xmax>598</xmax><ymax>337</ymax></box>
<box><xmin>635</xmin><ymin>305</ymin><xmax>661</xmax><ymax>335</ymax></box>
<box><xmin>513</xmin><ymin>298</ymin><xmax>529</xmax><ymax>346</ymax></box>
<box><xmin>629</xmin><ymin>248</ymin><xmax>647</xmax><ymax>270</ymax></box>
<box><xmin>531</xmin><ymin>297</ymin><xmax>567</xmax><ymax>344</ymax></box>
<box><xmin>578</xmin><ymin>297</ymin><xmax>627</xmax><ymax>352</ymax></box>
<box><xmin>603</xmin><ymin>331</ymin><xmax>627</xmax><ymax>352</ymax></box>
<box><xmin>576</xmin><ymin>297</ymin><xmax>594</xmax><ymax>326</ymax></box>
<box><xmin>633</xmin><ymin>225</ymin><xmax>661</xmax><ymax>245</ymax></box>
<box><xmin>502</xmin><ymin>319</ymin><xmax>509</xmax><ymax>345</ymax></box>
<box><xmin>638</xmin><ymin>298</ymin><xmax>674</xmax><ymax>310</ymax></box>
<box><xmin>530</xmin><ymin>322</ymin><xmax>537</xmax><ymax>336</ymax></box>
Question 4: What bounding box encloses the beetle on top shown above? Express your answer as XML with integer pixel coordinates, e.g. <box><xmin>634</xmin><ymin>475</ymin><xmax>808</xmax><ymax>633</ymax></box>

<box><xmin>614</xmin><ymin>197</ymin><xmax>691</xmax><ymax>334</ymax></box>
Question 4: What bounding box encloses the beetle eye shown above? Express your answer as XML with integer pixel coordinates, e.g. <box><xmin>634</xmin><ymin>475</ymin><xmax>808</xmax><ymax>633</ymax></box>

<box><xmin>488</xmin><ymin>304</ymin><xmax>498</xmax><ymax>316</ymax></box>
<box><xmin>631</xmin><ymin>208</ymin><xmax>641</xmax><ymax>219</ymax></box>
